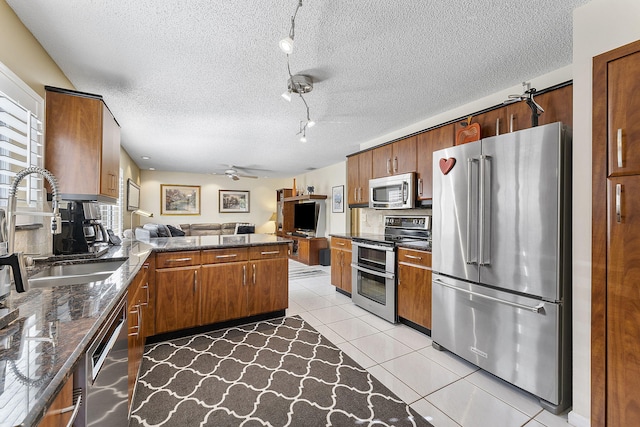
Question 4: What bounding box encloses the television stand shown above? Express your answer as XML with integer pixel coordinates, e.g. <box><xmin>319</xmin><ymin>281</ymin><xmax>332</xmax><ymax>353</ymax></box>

<box><xmin>288</xmin><ymin>235</ymin><xmax>328</xmax><ymax>266</ymax></box>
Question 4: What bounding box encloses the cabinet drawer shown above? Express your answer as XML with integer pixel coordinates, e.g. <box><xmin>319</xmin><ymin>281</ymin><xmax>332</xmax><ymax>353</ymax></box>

<box><xmin>156</xmin><ymin>250</ymin><xmax>201</xmax><ymax>268</ymax></box>
<box><xmin>249</xmin><ymin>245</ymin><xmax>288</xmax><ymax>260</ymax></box>
<box><xmin>397</xmin><ymin>247</ymin><xmax>431</xmax><ymax>268</ymax></box>
<box><xmin>331</xmin><ymin>237</ymin><xmax>352</xmax><ymax>250</ymax></box>
<box><xmin>202</xmin><ymin>248</ymin><xmax>249</xmax><ymax>264</ymax></box>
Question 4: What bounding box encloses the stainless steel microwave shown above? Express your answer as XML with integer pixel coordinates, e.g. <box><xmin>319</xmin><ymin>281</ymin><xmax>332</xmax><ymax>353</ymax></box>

<box><xmin>369</xmin><ymin>172</ymin><xmax>416</xmax><ymax>209</ymax></box>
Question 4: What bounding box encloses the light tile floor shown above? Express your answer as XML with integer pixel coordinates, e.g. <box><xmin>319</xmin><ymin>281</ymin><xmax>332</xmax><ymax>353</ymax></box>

<box><xmin>287</xmin><ymin>261</ymin><xmax>573</xmax><ymax>427</ymax></box>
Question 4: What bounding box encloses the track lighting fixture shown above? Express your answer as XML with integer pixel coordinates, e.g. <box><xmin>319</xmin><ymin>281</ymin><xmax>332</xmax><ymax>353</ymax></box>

<box><xmin>280</xmin><ymin>0</ymin><xmax>313</xmax><ymax>142</ymax></box>
<box><xmin>279</xmin><ymin>0</ymin><xmax>303</xmax><ymax>54</ymax></box>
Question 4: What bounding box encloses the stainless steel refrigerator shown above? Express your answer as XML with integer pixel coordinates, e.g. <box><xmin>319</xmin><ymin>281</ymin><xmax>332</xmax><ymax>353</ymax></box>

<box><xmin>431</xmin><ymin>122</ymin><xmax>571</xmax><ymax>414</ymax></box>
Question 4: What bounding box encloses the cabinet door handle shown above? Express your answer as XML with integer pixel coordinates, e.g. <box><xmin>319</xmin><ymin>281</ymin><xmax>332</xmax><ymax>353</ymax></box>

<box><xmin>404</xmin><ymin>254</ymin><xmax>422</xmax><ymax>260</ymax></box>
<box><xmin>387</xmin><ymin>159</ymin><xmax>392</xmax><ymax>174</ymax></box>
<box><xmin>166</xmin><ymin>257</ymin><xmax>192</xmax><ymax>263</ymax></box>
<box><xmin>417</xmin><ymin>178</ymin><xmax>423</xmax><ymax>196</ymax></box>
<box><xmin>616</xmin><ymin>183</ymin><xmax>622</xmax><ymax>223</ymax></box>
<box><xmin>252</xmin><ymin>264</ymin><xmax>256</xmax><ymax>285</ymax></box>
<box><xmin>128</xmin><ymin>305</ymin><xmax>140</xmax><ymax>337</ymax></box>
<box><xmin>141</xmin><ymin>284</ymin><xmax>149</xmax><ymax>306</ymax></box>
<box><xmin>261</xmin><ymin>250</ymin><xmax>280</xmax><ymax>255</ymax></box>
<box><xmin>509</xmin><ymin>114</ymin><xmax>515</xmax><ymax>133</ymax></box>
<box><xmin>617</xmin><ymin>128</ymin><xmax>623</xmax><ymax>168</ymax></box>
<box><xmin>496</xmin><ymin>118</ymin><xmax>501</xmax><ymax>136</ymax></box>
<box><xmin>336</xmin><ymin>242</ymin><xmax>345</xmax><ymax>246</ymax></box>
<box><xmin>354</xmin><ymin>187</ymin><xmax>358</xmax><ymax>202</ymax></box>
<box><xmin>193</xmin><ymin>270</ymin><xmax>198</xmax><ymax>293</ymax></box>
<box><xmin>393</xmin><ymin>156</ymin><xmax>398</xmax><ymax>173</ymax></box>
<box><xmin>243</xmin><ymin>265</ymin><xmax>246</xmax><ymax>286</ymax></box>
<box><xmin>216</xmin><ymin>254</ymin><xmax>237</xmax><ymax>259</ymax></box>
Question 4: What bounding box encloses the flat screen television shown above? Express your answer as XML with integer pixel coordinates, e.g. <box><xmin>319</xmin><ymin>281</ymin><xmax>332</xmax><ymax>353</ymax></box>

<box><xmin>294</xmin><ymin>202</ymin><xmax>318</xmax><ymax>231</ymax></box>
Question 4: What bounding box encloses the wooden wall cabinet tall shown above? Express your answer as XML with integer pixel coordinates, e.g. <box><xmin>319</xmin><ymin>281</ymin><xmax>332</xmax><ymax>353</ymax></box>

<box><xmin>416</xmin><ymin>124</ymin><xmax>454</xmax><ymax>200</ymax></box>
<box><xmin>347</xmin><ymin>150</ymin><xmax>372</xmax><ymax>206</ymax></box>
<box><xmin>592</xmin><ymin>39</ymin><xmax>640</xmax><ymax>427</ymax></box>
<box><xmin>45</xmin><ymin>87</ymin><xmax>120</xmax><ymax>202</ymax></box>
<box><xmin>372</xmin><ymin>136</ymin><xmax>417</xmax><ymax>178</ymax></box>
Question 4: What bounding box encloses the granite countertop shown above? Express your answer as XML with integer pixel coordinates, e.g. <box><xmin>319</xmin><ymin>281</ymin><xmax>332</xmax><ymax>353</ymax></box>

<box><xmin>139</xmin><ymin>233</ymin><xmax>292</xmax><ymax>252</ymax></box>
<box><xmin>0</xmin><ymin>233</ymin><xmax>290</xmax><ymax>427</ymax></box>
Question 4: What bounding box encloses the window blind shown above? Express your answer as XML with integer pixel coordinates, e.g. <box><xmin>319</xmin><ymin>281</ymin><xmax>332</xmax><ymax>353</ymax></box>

<box><xmin>0</xmin><ymin>90</ymin><xmax>44</xmax><ymax>224</ymax></box>
<box><xmin>99</xmin><ymin>168</ymin><xmax>123</xmax><ymax>236</ymax></box>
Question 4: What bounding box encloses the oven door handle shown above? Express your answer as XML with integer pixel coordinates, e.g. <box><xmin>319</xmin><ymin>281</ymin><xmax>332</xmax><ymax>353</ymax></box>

<box><xmin>351</xmin><ymin>263</ymin><xmax>395</xmax><ymax>280</ymax></box>
<box><xmin>352</xmin><ymin>241</ymin><xmax>395</xmax><ymax>252</ymax></box>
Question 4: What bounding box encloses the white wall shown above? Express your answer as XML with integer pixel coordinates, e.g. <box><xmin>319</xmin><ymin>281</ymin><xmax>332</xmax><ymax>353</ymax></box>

<box><xmin>291</xmin><ymin>161</ymin><xmax>349</xmax><ymax>236</ymax></box>
<box><xmin>570</xmin><ymin>1</ymin><xmax>640</xmax><ymax>426</ymax></box>
<box><xmin>139</xmin><ymin>170</ymin><xmax>290</xmax><ymax>234</ymax></box>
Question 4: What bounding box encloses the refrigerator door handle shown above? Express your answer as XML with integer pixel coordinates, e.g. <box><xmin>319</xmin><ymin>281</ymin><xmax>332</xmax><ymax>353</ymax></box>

<box><xmin>466</xmin><ymin>158</ymin><xmax>478</xmax><ymax>265</ymax></box>
<box><xmin>479</xmin><ymin>155</ymin><xmax>491</xmax><ymax>266</ymax></box>
<box><xmin>433</xmin><ymin>278</ymin><xmax>545</xmax><ymax>313</ymax></box>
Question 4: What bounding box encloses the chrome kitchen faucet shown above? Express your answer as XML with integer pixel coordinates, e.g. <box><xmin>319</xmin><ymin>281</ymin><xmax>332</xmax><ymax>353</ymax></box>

<box><xmin>0</xmin><ymin>166</ymin><xmax>62</xmax><ymax>294</ymax></box>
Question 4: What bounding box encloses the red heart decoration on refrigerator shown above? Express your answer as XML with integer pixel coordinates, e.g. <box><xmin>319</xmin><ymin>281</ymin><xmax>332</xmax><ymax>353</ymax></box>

<box><xmin>439</xmin><ymin>158</ymin><xmax>456</xmax><ymax>175</ymax></box>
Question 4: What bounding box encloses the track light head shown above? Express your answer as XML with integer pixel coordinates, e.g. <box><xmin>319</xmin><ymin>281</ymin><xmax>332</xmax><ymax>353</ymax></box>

<box><xmin>279</xmin><ymin>37</ymin><xmax>294</xmax><ymax>54</ymax></box>
<box><xmin>281</xmin><ymin>91</ymin><xmax>292</xmax><ymax>102</ymax></box>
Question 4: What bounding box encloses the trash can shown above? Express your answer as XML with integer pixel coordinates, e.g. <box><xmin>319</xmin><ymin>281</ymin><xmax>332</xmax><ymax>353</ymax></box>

<box><xmin>319</xmin><ymin>248</ymin><xmax>331</xmax><ymax>266</ymax></box>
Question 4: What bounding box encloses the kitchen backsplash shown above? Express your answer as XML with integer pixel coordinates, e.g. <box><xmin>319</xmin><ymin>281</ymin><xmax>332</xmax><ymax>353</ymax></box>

<box><xmin>357</xmin><ymin>207</ymin><xmax>432</xmax><ymax>234</ymax></box>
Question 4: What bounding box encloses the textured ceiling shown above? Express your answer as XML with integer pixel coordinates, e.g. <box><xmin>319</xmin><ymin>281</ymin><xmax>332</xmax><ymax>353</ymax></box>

<box><xmin>7</xmin><ymin>0</ymin><xmax>588</xmax><ymax>178</ymax></box>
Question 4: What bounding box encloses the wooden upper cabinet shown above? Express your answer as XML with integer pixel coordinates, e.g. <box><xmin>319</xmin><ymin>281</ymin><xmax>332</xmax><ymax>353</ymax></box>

<box><xmin>347</xmin><ymin>150</ymin><xmax>372</xmax><ymax>206</ymax></box>
<box><xmin>416</xmin><ymin>124</ymin><xmax>454</xmax><ymax>200</ymax></box>
<box><xmin>607</xmin><ymin>51</ymin><xmax>640</xmax><ymax>176</ymax></box>
<box><xmin>372</xmin><ymin>137</ymin><xmax>416</xmax><ymax>178</ymax></box>
<box><xmin>466</xmin><ymin>107</ymin><xmax>508</xmax><ymax>139</ymax></box>
<box><xmin>505</xmin><ymin>85</ymin><xmax>573</xmax><ymax>133</ymax></box>
<box><xmin>45</xmin><ymin>87</ymin><xmax>120</xmax><ymax>203</ymax></box>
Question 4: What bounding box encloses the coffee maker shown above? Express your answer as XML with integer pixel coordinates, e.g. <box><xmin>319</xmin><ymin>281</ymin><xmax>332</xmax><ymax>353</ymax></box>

<box><xmin>53</xmin><ymin>201</ymin><xmax>109</xmax><ymax>256</ymax></box>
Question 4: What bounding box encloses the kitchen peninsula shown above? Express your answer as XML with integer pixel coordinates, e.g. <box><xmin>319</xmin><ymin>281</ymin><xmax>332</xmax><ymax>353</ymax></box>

<box><xmin>0</xmin><ymin>234</ymin><xmax>290</xmax><ymax>427</ymax></box>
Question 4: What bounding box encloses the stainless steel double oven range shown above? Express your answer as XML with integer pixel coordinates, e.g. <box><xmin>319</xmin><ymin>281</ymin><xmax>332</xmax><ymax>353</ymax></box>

<box><xmin>351</xmin><ymin>216</ymin><xmax>430</xmax><ymax>323</ymax></box>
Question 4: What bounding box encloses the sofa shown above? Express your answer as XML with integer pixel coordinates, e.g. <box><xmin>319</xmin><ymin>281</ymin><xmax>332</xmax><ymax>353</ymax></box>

<box><xmin>134</xmin><ymin>222</ymin><xmax>255</xmax><ymax>239</ymax></box>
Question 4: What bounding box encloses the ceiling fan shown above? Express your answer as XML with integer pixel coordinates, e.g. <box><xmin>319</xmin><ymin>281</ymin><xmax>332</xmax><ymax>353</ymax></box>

<box><xmin>215</xmin><ymin>165</ymin><xmax>258</xmax><ymax>180</ymax></box>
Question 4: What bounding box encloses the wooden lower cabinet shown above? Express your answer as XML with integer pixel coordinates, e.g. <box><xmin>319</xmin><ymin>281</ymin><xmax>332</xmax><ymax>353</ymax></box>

<box><xmin>201</xmin><ymin>262</ymin><xmax>244</xmax><ymax>323</ymax></box>
<box><xmin>249</xmin><ymin>258</ymin><xmax>288</xmax><ymax>315</ymax></box>
<box><xmin>397</xmin><ymin>248</ymin><xmax>432</xmax><ymax>330</ymax></box>
<box><xmin>154</xmin><ymin>246</ymin><xmax>289</xmax><ymax>334</ymax></box>
<box><xmin>155</xmin><ymin>266</ymin><xmax>200</xmax><ymax>334</ymax></box>
<box><xmin>289</xmin><ymin>236</ymin><xmax>328</xmax><ymax>265</ymax></box>
<box><xmin>330</xmin><ymin>237</ymin><xmax>352</xmax><ymax>294</ymax></box>
<box><xmin>39</xmin><ymin>374</ymin><xmax>73</xmax><ymax>427</ymax></box>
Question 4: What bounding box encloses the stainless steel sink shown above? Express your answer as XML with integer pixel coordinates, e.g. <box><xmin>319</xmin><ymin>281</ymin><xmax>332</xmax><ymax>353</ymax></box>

<box><xmin>28</xmin><ymin>260</ymin><xmax>125</xmax><ymax>288</ymax></box>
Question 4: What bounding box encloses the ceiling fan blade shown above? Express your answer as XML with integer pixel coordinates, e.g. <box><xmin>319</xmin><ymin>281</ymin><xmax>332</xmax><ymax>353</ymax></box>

<box><xmin>231</xmin><ymin>175</ymin><xmax>240</xmax><ymax>181</ymax></box>
<box><xmin>237</xmin><ymin>174</ymin><xmax>258</xmax><ymax>179</ymax></box>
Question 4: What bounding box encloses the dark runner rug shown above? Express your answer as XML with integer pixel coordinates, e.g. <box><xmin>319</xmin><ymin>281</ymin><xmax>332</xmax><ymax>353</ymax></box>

<box><xmin>129</xmin><ymin>316</ymin><xmax>433</xmax><ymax>427</ymax></box>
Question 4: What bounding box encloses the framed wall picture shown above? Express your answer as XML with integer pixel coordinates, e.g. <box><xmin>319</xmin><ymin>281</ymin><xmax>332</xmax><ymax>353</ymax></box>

<box><xmin>219</xmin><ymin>190</ymin><xmax>250</xmax><ymax>213</ymax></box>
<box><xmin>161</xmin><ymin>184</ymin><xmax>200</xmax><ymax>215</ymax></box>
<box><xmin>127</xmin><ymin>179</ymin><xmax>140</xmax><ymax>211</ymax></box>
<box><xmin>332</xmin><ymin>185</ymin><xmax>344</xmax><ymax>213</ymax></box>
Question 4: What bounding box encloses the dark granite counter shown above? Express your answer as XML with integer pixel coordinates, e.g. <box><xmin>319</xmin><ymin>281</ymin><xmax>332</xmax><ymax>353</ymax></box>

<box><xmin>0</xmin><ymin>234</ymin><xmax>290</xmax><ymax>427</ymax></box>
<box><xmin>140</xmin><ymin>233</ymin><xmax>291</xmax><ymax>252</ymax></box>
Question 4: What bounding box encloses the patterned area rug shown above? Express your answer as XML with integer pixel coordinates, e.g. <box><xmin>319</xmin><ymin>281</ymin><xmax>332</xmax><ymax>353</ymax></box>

<box><xmin>129</xmin><ymin>316</ymin><xmax>433</xmax><ymax>427</ymax></box>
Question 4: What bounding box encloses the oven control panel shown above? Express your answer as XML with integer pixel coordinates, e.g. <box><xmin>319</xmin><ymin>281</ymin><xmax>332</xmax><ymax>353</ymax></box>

<box><xmin>384</xmin><ymin>215</ymin><xmax>430</xmax><ymax>230</ymax></box>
